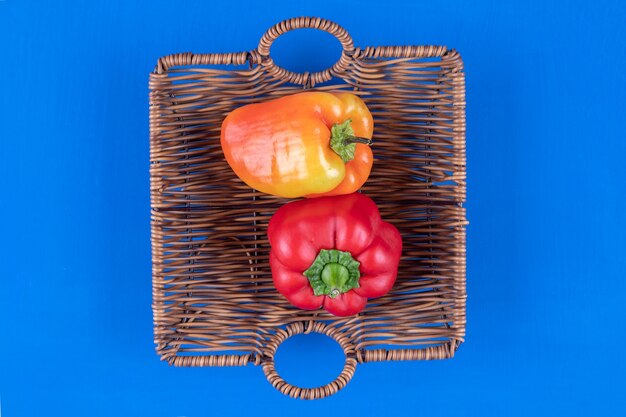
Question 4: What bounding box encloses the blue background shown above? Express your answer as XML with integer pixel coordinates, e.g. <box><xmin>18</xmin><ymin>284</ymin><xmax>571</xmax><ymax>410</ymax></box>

<box><xmin>1</xmin><ymin>0</ymin><xmax>625</xmax><ymax>415</ymax></box>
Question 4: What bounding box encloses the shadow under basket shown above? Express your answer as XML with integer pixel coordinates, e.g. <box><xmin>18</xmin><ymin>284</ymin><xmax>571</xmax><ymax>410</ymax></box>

<box><xmin>149</xmin><ymin>16</ymin><xmax>467</xmax><ymax>400</ymax></box>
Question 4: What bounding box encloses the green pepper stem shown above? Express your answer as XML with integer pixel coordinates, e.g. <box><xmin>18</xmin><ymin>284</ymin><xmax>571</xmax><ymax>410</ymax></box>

<box><xmin>343</xmin><ymin>136</ymin><xmax>372</xmax><ymax>146</ymax></box>
<box><xmin>321</xmin><ymin>263</ymin><xmax>350</xmax><ymax>298</ymax></box>
<box><xmin>330</xmin><ymin>119</ymin><xmax>372</xmax><ymax>163</ymax></box>
<box><xmin>303</xmin><ymin>249</ymin><xmax>361</xmax><ymax>297</ymax></box>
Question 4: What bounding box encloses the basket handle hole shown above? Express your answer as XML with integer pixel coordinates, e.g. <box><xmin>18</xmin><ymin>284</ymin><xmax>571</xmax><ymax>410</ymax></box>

<box><xmin>266</xmin><ymin>29</ymin><xmax>344</xmax><ymax>76</ymax></box>
<box><xmin>273</xmin><ymin>332</ymin><xmax>346</xmax><ymax>389</ymax></box>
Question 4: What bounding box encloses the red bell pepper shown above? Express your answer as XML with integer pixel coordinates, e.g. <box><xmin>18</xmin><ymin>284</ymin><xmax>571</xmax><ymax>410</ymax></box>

<box><xmin>268</xmin><ymin>193</ymin><xmax>402</xmax><ymax>316</ymax></box>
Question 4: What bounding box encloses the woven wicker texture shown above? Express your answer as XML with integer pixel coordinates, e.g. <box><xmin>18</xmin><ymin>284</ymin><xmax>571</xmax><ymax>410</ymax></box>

<box><xmin>150</xmin><ymin>17</ymin><xmax>466</xmax><ymax>399</ymax></box>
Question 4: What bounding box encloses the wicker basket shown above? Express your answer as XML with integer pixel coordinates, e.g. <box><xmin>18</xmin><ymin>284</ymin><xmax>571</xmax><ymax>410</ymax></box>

<box><xmin>149</xmin><ymin>16</ymin><xmax>466</xmax><ymax>399</ymax></box>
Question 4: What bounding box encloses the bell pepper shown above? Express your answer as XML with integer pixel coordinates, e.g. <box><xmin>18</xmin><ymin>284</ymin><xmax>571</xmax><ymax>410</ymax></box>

<box><xmin>268</xmin><ymin>192</ymin><xmax>402</xmax><ymax>316</ymax></box>
<box><xmin>220</xmin><ymin>92</ymin><xmax>373</xmax><ymax>198</ymax></box>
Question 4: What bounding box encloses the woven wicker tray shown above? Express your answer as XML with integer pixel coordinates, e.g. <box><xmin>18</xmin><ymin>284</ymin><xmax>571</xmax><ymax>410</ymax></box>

<box><xmin>149</xmin><ymin>17</ymin><xmax>466</xmax><ymax>399</ymax></box>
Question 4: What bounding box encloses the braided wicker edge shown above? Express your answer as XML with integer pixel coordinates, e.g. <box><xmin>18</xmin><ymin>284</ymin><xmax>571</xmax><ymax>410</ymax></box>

<box><xmin>154</xmin><ymin>45</ymin><xmax>454</xmax><ymax>74</ymax></box>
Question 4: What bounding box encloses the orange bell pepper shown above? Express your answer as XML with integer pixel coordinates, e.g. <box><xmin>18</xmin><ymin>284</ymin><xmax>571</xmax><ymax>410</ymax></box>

<box><xmin>220</xmin><ymin>92</ymin><xmax>373</xmax><ymax>198</ymax></box>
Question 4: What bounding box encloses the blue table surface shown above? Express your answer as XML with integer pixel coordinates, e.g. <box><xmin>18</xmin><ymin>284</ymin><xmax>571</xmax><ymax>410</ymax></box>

<box><xmin>1</xmin><ymin>0</ymin><xmax>625</xmax><ymax>415</ymax></box>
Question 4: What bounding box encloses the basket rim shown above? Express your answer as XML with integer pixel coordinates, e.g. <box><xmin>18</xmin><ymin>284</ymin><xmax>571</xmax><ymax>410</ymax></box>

<box><xmin>152</xmin><ymin>45</ymin><xmax>460</xmax><ymax>74</ymax></box>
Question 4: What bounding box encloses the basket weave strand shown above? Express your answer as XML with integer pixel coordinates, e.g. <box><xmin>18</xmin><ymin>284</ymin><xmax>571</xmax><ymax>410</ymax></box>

<box><xmin>150</xmin><ymin>16</ymin><xmax>466</xmax><ymax>399</ymax></box>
